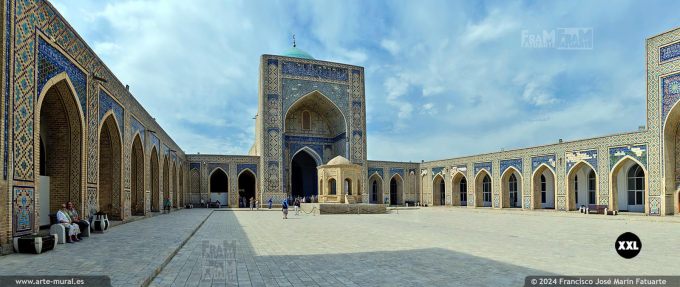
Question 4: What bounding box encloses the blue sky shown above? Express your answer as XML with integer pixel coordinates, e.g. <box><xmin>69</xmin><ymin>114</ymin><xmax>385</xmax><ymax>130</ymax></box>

<box><xmin>52</xmin><ymin>0</ymin><xmax>680</xmax><ymax>162</ymax></box>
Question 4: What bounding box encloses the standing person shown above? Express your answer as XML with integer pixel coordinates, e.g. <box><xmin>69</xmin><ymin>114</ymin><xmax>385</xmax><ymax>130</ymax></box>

<box><xmin>65</xmin><ymin>201</ymin><xmax>89</xmax><ymax>237</ymax></box>
<box><xmin>268</xmin><ymin>197</ymin><xmax>273</xmax><ymax>209</ymax></box>
<box><xmin>294</xmin><ymin>197</ymin><xmax>300</xmax><ymax>215</ymax></box>
<box><xmin>249</xmin><ymin>197</ymin><xmax>254</xmax><ymax>211</ymax></box>
<box><xmin>281</xmin><ymin>199</ymin><xmax>289</xmax><ymax>219</ymax></box>
<box><xmin>163</xmin><ymin>197</ymin><xmax>171</xmax><ymax>213</ymax></box>
<box><xmin>255</xmin><ymin>199</ymin><xmax>259</xmax><ymax>211</ymax></box>
<box><xmin>200</xmin><ymin>198</ymin><xmax>205</xmax><ymax>208</ymax></box>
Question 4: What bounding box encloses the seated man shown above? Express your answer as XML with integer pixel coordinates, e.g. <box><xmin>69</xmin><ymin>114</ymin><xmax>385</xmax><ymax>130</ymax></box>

<box><xmin>56</xmin><ymin>204</ymin><xmax>80</xmax><ymax>243</ymax></box>
<box><xmin>66</xmin><ymin>201</ymin><xmax>89</xmax><ymax>238</ymax></box>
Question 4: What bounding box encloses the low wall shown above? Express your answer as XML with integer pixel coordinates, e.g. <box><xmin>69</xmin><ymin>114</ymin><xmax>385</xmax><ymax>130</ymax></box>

<box><xmin>300</xmin><ymin>203</ymin><xmax>387</xmax><ymax>214</ymax></box>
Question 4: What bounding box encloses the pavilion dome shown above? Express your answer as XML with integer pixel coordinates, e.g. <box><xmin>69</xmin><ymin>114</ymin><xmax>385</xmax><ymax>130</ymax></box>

<box><xmin>282</xmin><ymin>46</ymin><xmax>315</xmax><ymax>60</ymax></box>
<box><xmin>326</xmin><ymin>156</ymin><xmax>351</xmax><ymax>165</ymax></box>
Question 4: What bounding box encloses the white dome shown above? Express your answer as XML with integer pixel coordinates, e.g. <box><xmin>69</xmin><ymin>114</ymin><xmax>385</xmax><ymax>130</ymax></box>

<box><xmin>326</xmin><ymin>156</ymin><xmax>351</xmax><ymax>165</ymax></box>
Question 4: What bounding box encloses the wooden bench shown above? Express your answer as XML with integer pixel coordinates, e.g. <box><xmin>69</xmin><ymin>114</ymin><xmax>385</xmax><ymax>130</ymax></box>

<box><xmin>584</xmin><ymin>204</ymin><xmax>617</xmax><ymax>215</ymax></box>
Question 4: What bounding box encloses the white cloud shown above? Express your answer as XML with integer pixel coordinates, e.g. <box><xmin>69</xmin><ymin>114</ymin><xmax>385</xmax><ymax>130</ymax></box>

<box><xmin>380</xmin><ymin>39</ymin><xmax>401</xmax><ymax>55</ymax></box>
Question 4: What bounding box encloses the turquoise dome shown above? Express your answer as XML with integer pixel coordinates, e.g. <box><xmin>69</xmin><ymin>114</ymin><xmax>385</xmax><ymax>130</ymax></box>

<box><xmin>282</xmin><ymin>47</ymin><xmax>315</xmax><ymax>60</ymax></box>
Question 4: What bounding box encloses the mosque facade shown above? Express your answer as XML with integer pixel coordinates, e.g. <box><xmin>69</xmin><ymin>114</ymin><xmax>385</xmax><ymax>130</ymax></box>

<box><xmin>1</xmin><ymin>0</ymin><xmax>680</xmax><ymax>252</ymax></box>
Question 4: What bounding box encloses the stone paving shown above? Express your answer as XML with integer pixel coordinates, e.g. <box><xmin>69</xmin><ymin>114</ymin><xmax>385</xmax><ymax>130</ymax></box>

<box><xmin>152</xmin><ymin>207</ymin><xmax>680</xmax><ymax>287</ymax></box>
<box><xmin>0</xmin><ymin>209</ymin><xmax>212</xmax><ymax>287</ymax></box>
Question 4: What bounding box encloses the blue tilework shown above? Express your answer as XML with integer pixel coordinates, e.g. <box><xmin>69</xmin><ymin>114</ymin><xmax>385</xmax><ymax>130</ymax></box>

<box><xmin>531</xmin><ymin>154</ymin><xmax>556</xmax><ymax>172</ymax></box>
<box><xmin>37</xmin><ymin>37</ymin><xmax>86</xmax><ymax>113</ymax></box>
<box><xmin>660</xmin><ymin>42</ymin><xmax>680</xmax><ymax>62</ymax></box>
<box><xmin>500</xmin><ymin>158</ymin><xmax>523</xmax><ymax>174</ymax></box>
<box><xmin>281</xmin><ymin>61</ymin><xmax>348</xmax><ymax>82</ymax></box>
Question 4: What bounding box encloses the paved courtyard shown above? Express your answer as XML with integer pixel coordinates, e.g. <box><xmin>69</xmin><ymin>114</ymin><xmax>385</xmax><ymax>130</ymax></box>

<box><xmin>1</xmin><ymin>207</ymin><xmax>679</xmax><ymax>287</ymax></box>
<box><xmin>154</xmin><ymin>208</ymin><xmax>680</xmax><ymax>286</ymax></box>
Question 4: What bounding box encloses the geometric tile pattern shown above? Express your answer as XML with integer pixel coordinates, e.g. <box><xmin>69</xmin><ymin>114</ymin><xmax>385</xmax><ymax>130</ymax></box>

<box><xmin>12</xmin><ymin>186</ymin><xmax>33</xmax><ymax>236</ymax></box>
<box><xmin>660</xmin><ymin>41</ymin><xmax>680</xmax><ymax>63</ymax></box>
<box><xmin>99</xmin><ymin>90</ymin><xmax>124</xmax><ymax>133</ymax></box>
<box><xmin>531</xmin><ymin>154</ymin><xmax>556</xmax><ymax>172</ymax></box>
<box><xmin>431</xmin><ymin>167</ymin><xmax>444</xmax><ymax>177</ymax></box>
<box><xmin>500</xmin><ymin>158</ymin><xmax>523</xmax><ymax>174</ymax></box>
<box><xmin>661</xmin><ymin>73</ymin><xmax>680</xmax><ymax>125</ymax></box>
<box><xmin>609</xmin><ymin>145</ymin><xmax>647</xmax><ymax>170</ymax></box>
<box><xmin>389</xmin><ymin>167</ymin><xmax>404</xmax><ymax>179</ymax></box>
<box><xmin>367</xmin><ymin>167</ymin><xmax>384</xmax><ymax>179</ymax></box>
<box><xmin>237</xmin><ymin>164</ymin><xmax>257</xmax><ymax>176</ymax></box>
<box><xmin>207</xmin><ymin>163</ymin><xmax>229</xmax><ymax>175</ymax></box>
<box><xmin>281</xmin><ymin>61</ymin><xmax>348</xmax><ymax>82</ymax></box>
<box><xmin>565</xmin><ymin>149</ymin><xmax>597</xmax><ymax>173</ymax></box>
<box><xmin>474</xmin><ymin>162</ymin><xmax>492</xmax><ymax>176</ymax></box>
<box><xmin>130</xmin><ymin>115</ymin><xmax>145</xmax><ymax>142</ymax></box>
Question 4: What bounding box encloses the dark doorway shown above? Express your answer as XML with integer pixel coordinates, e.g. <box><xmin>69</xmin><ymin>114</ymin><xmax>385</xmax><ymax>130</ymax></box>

<box><xmin>291</xmin><ymin>150</ymin><xmax>318</xmax><ymax>200</ymax></box>
<box><xmin>238</xmin><ymin>170</ymin><xmax>256</xmax><ymax>208</ymax></box>
<box><xmin>210</xmin><ymin>169</ymin><xmax>228</xmax><ymax>206</ymax></box>
<box><xmin>390</xmin><ymin>177</ymin><xmax>398</xmax><ymax>205</ymax></box>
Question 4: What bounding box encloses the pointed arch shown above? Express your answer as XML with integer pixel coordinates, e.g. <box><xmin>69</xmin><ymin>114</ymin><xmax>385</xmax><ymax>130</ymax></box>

<box><xmin>500</xmin><ymin>167</ymin><xmax>522</xmax><ymax>208</ymax></box>
<box><xmin>662</xmin><ymin>99</ymin><xmax>680</xmax><ymax>215</ymax></box>
<box><xmin>209</xmin><ymin>167</ymin><xmax>228</xmax><ymax>206</ymax></box>
<box><xmin>532</xmin><ymin>164</ymin><xmax>556</xmax><ymax>209</ymax></box>
<box><xmin>238</xmin><ymin>168</ymin><xmax>256</xmax><ymax>208</ymax></box>
<box><xmin>162</xmin><ymin>155</ymin><xmax>169</xmax><ymax>209</ymax></box>
<box><xmin>566</xmin><ymin>161</ymin><xmax>598</xmax><ymax>210</ymax></box>
<box><xmin>389</xmin><ymin>174</ymin><xmax>404</xmax><ymax>205</ymax></box>
<box><xmin>368</xmin><ymin>173</ymin><xmax>384</xmax><ymax>204</ymax></box>
<box><xmin>130</xmin><ymin>133</ymin><xmax>145</xmax><ymax>215</ymax></box>
<box><xmin>149</xmin><ymin>146</ymin><xmax>160</xmax><ymax>212</ymax></box>
<box><xmin>432</xmin><ymin>174</ymin><xmax>446</xmax><ymax>206</ymax></box>
<box><xmin>172</xmin><ymin>161</ymin><xmax>178</xmax><ymax>208</ymax></box>
<box><xmin>451</xmin><ymin>171</ymin><xmax>467</xmax><ymax>206</ymax></box>
<box><xmin>474</xmin><ymin>169</ymin><xmax>492</xmax><ymax>207</ymax></box>
<box><xmin>284</xmin><ymin>90</ymin><xmax>348</xmax><ymax>135</ymax></box>
<box><xmin>292</xmin><ymin>147</ymin><xmax>322</xmax><ymax>166</ymax></box>
<box><xmin>98</xmin><ymin>113</ymin><xmax>123</xmax><ymax>220</ymax></box>
<box><xmin>35</xmin><ymin>73</ymin><xmax>86</xmax><ymax>225</ymax></box>
<box><xmin>610</xmin><ymin>155</ymin><xmax>648</xmax><ymax>213</ymax></box>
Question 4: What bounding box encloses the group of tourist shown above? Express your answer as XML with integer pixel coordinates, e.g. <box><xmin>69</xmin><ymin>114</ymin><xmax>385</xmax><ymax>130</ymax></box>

<box><xmin>55</xmin><ymin>201</ymin><xmax>89</xmax><ymax>243</ymax></box>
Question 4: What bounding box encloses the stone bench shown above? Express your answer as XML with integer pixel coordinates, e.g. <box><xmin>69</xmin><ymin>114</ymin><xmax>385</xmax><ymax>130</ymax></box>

<box><xmin>49</xmin><ymin>214</ymin><xmax>91</xmax><ymax>244</ymax></box>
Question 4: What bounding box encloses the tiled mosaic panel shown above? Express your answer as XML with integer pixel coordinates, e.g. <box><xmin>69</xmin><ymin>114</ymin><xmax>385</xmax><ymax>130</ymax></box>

<box><xmin>500</xmin><ymin>158</ymin><xmax>523</xmax><ymax>174</ymax></box>
<box><xmin>13</xmin><ymin>186</ymin><xmax>33</xmax><ymax>236</ymax></box>
<box><xmin>281</xmin><ymin>61</ymin><xmax>348</xmax><ymax>82</ymax></box>
<box><xmin>130</xmin><ymin>116</ymin><xmax>145</xmax><ymax>142</ymax></box>
<box><xmin>609</xmin><ymin>145</ymin><xmax>647</xmax><ymax>170</ymax></box>
<box><xmin>474</xmin><ymin>162</ymin><xmax>492</xmax><ymax>176</ymax></box>
<box><xmin>207</xmin><ymin>163</ymin><xmax>229</xmax><ymax>174</ymax></box>
<box><xmin>390</xmin><ymin>168</ymin><xmax>404</xmax><ymax>179</ymax></box>
<box><xmin>565</xmin><ymin>149</ymin><xmax>597</xmax><ymax>173</ymax></box>
<box><xmin>99</xmin><ymin>90</ymin><xmax>124</xmax><ymax>134</ymax></box>
<box><xmin>660</xmin><ymin>42</ymin><xmax>680</xmax><ymax>62</ymax></box>
<box><xmin>531</xmin><ymin>154</ymin><xmax>556</xmax><ymax>172</ymax></box>
<box><xmin>367</xmin><ymin>167</ymin><xmax>383</xmax><ymax>178</ymax></box>
<box><xmin>237</xmin><ymin>164</ymin><xmax>257</xmax><ymax>176</ymax></box>
<box><xmin>37</xmin><ymin>37</ymin><xmax>87</xmax><ymax>113</ymax></box>
<box><xmin>281</xmin><ymin>78</ymin><xmax>349</xmax><ymax>121</ymax></box>
<box><xmin>661</xmin><ymin>73</ymin><xmax>680</xmax><ymax>126</ymax></box>
<box><xmin>431</xmin><ymin>167</ymin><xmax>444</xmax><ymax>177</ymax></box>
<box><xmin>11</xmin><ymin>0</ymin><xmax>38</xmax><ymax>181</ymax></box>
<box><xmin>87</xmin><ymin>187</ymin><xmax>97</xmax><ymax>216</ymax></box>
<box><xmin>3</xmin><ymin>0</ymin><xmax>11</xmax><ymax>180</ymax></box>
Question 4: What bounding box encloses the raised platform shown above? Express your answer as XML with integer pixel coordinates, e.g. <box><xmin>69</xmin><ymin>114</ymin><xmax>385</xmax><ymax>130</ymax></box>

<box><xmin>300</xmin><ymin>203</ymin><xmax>387</xmax><ymax>214</ymax></box>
